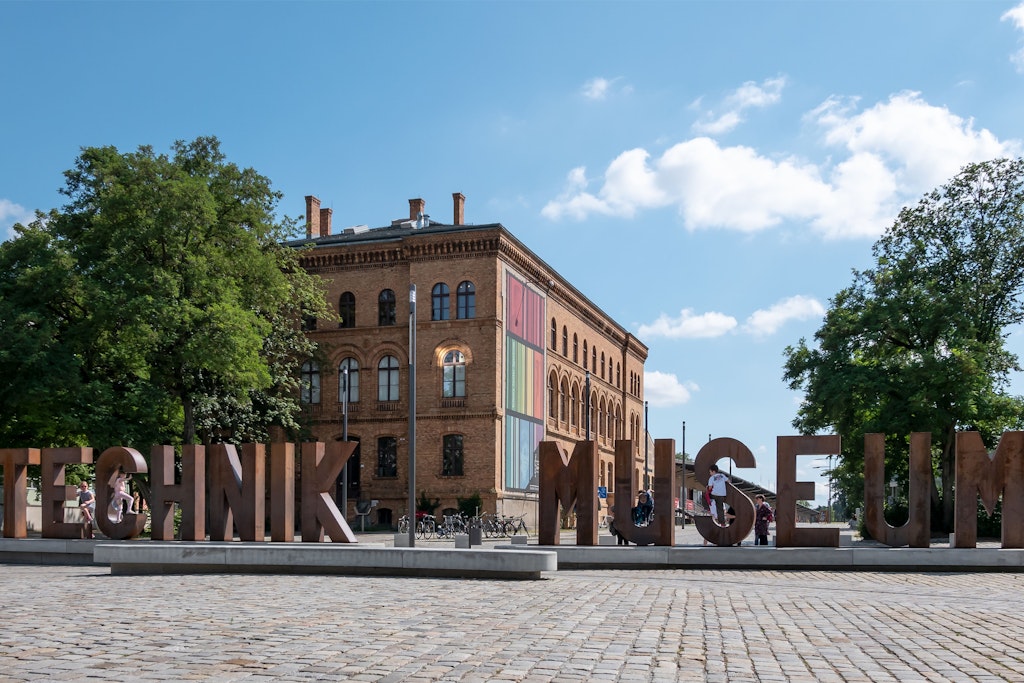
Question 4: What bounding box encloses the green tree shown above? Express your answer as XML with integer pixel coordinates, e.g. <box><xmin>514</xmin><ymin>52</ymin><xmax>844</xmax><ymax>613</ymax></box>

<box><xmin>0</xmin><ymin>137</ymin><xmax>331</xmax><ymax>450</ymax></box>
<box><xmin>783</xmin><ymin>158</ymin><xmax>1024</xmax><ymax>531</ymax></box>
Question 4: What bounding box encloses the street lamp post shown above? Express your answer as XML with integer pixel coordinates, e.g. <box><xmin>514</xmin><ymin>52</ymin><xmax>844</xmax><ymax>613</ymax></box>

<box><xmin>408</xmin><ymin>284</ymin><xmax>417</xmax><ymax>548</ymax></box>
<box><xmin>644</xmin><ymin>401</ymin><xmax>649</xmax><ymax>489</ymax></box>
<box><xmin>585</xmin><ymin>371</ymin><xmax>591</xmax><ymax>440</ymax></box>
<box><xmin>827</xmin><ymin>454</ymin><xmax>833</xmax><ymax>524</ymax></box>
<box><xmin>342</xmin><ymin>365</ymin><xmax>349</xmax><ymax>520</ymax></box>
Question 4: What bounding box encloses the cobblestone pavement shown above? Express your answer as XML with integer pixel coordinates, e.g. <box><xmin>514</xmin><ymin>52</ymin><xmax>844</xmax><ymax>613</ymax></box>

<box><xmin>1</xmin><ymin>564</ymin><xmax>1022</xmax><ymax>682</ymax></box>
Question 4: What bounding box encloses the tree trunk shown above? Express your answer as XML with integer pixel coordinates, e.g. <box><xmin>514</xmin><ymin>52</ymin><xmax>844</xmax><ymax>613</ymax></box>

<box><xmin>182</xmin><ymin>394</ymin><xmax>196</xmax><ymax>445</ymax></box>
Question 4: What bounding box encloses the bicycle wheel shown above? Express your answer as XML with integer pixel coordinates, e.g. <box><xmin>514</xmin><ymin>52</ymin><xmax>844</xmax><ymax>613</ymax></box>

<box><xmin>398</xmin><ymin>517</ymin><xmax>409</xmax><ymax>534</ymax></box>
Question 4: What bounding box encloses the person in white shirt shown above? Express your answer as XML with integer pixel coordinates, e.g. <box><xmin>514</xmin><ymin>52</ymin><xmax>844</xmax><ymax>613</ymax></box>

<box><xmin>708</xmin><ymin>465</ymin><xmax>729</xmax><ymax>527</ymax></box>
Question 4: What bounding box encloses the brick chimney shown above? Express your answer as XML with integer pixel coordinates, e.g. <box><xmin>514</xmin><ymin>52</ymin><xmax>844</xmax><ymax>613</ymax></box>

<box><xmin>453</xmin><ymin>192</ymin><xmax>465</xmax><ymax>225</ymax></box>
<box><xmin>319</xmin><ymin>207</ymin><xmax>332</xmax><ymax>237</ymax></box>
<box><xmin>409</xmin><ymin>197</ymin><xmax>425</xmax><ymax>221</ymax></box>
<box><xmin>305</xmin><ymin>195</ymin><xmax>321</xmax><ymax>238</ymax></box>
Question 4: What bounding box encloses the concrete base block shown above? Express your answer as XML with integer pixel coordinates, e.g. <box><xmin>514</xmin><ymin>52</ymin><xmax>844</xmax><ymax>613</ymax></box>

<box><xmin>510</xmin><ymin>535</ymin><xmax>528</xmax><ymax>545</ymax></box>
<box><xmin>599</xmin><ymin>534</ymin><xmax>617</xmax><ymax>546</ymax></box>
<box><xmin>455</xmin><ymin>534</ymin><xmax>470</xmax><ymax>549</ymax></box>
<box><xmin>393</xmin><ymin>533</ymin><xmax>411</xmax><ymax>547</ymax></box>
<box><xmin>94</xmin><ymin>542</ymin><xmax>557</xmax><ymax>579</ymax></box>
<box><xmin>839</xmin><ymin>534</ymin><xmax>853</xmax><ymax>547</ymax></box>
<box><xmin>469</xmin><ymin>528</ymin><xmax>482</xmax><ymax>546</ymax></box>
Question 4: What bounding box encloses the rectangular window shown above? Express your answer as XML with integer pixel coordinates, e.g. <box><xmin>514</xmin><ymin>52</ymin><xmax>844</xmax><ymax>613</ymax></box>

<box><xmin>443</xmin><ymin>434</ymin><xmax>464</xmax><ymax>476</ymax></box>
<box><xmin>377</xmin><ymin>436</ymin><xmax>397</xmax><ymax>477</ymax></box>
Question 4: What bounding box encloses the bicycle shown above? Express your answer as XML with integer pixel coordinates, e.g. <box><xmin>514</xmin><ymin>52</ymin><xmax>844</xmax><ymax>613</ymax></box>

<box><xmin>504</xmin><ymin>514</ymin><xmax>529</xmax><ymax>537</ymax></box>
<box><xmin>416</xmin><ymin>513</ymin><xmax>435</xmax><ymax>539</ymax></box>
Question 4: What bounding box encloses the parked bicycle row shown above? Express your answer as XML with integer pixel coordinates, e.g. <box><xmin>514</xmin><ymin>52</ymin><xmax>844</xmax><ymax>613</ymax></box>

<box><xmin>396</xmin><ymin>511</ymin><xmax>530</xmax><ymax>539</ymax></box>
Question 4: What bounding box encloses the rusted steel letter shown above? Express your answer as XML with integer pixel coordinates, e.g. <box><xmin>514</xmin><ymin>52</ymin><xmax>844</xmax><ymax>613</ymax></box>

<box><xmin>611</xmin><ymin>439</ymin><xmax>676</xmax><ymax>546</ymax></box>
<box><xmin>863</xmin><ymin>433</ymin><xmax>931</xmax><ymax>548</ymax></box>
<box><xmin>269</xmin><ymin>442</ymin><xmax>295</xmax><ymax>542</ymax></box>
<box><xmin>538</xmin><ymin>440</ymin><xmax>599</xmax><ymax>546</ymax></box>
<box><xmin>94</xmin><ymin>446</ymin><xmax>148</xmax><ymax>541</ymax></box>
<box><xmin>693</xmin><ymin>438</ymin><xmax>755</xmax><ymax>546</ymax></box>
<box><xmin>954</xmin><ymin>431</ymin><xmax>1024</xmax><ymax>549</ymax></box>
<box><xmin>1</xmin><ymin>448</ymin><xmax>41</xmax><ymax>538</ymax></box>
<box><xmin>301</xmin><ymin>441</ymin><xmax>357</xmax><ymax>543</ymax></box>
<box><xmin>40</xmin><ymin>447</ymin><xmax>94</xmax><ymax>539</ymax></box>
<box><xmin>775</xmin><ymin>435</ymin><xmax>841</xmax><ymax>547</ymax></box>
<box><xmin>208</xmin><ymin>443</ymin><xmax>266</xmax><ymax>542</ymax></box>
<box><xmin>150</xmin><ymin>445</ymin><xmax>206</xmax><ymax>541</ymax></box>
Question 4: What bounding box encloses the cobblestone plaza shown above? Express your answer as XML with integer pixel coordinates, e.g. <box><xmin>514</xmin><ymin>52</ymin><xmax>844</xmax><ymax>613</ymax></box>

<box><xmin>2</xmin><ymin>562</ymin><xmax>1022</xmax><ymax>682</ymax></box>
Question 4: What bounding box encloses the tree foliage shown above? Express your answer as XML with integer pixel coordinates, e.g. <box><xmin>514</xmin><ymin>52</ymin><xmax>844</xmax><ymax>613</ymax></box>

<box><xmin>0</xmin><ymin>137</ymin><xmax>331</xmax><ymax>450</ymax></box>
<box><xmin>783</xmin><ymin>158</ymin><xmax>1024</xmax><ymax>531</ymax></box>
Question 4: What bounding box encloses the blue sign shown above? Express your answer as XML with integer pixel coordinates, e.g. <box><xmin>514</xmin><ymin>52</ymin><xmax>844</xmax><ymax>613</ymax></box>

<box><xmin>597</xmin><ymin>486</ymin><xmax>607</xmax><ymax>499</ymax></box>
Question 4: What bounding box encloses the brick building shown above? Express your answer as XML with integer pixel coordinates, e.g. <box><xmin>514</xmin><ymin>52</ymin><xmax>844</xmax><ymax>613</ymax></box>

<box><xmin>289</xmin><ymin>193</ymin><xmax>648</xmax><ymax>529</ymax></box>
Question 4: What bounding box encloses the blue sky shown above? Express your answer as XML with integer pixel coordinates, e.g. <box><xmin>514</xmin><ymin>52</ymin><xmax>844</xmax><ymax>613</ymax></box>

<box><xmin>4</xmin><ymin>1</ymin><xmax>1024</xmax><ymax>506</ymax></box>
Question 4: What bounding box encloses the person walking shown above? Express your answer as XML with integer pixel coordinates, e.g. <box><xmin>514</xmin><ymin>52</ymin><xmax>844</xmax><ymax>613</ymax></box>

<box><xmin>754</xmin><ymin>494</ymin><xmax>774</xmax><ymax>546</ymax></box>
<box><xmin>708</xmin><ymin>465</ymin><xmax>729</xmax><ymax>527</ymax></box>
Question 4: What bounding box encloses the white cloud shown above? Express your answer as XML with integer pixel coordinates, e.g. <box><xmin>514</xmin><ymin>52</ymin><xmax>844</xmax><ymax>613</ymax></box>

<box><xmin>1003</xmin><ymin>4</ymin><xmax>1024</xmax><ymax>72</ymax></box>
<box><xmin>810</xmin><ymin>91</ymin><xmax>1014</xmax><ymax>191</ymax></box>
<box><xmin>643</xmin><ymin>370</ymin><xmax>697</xmax><ymax>407</ymax></box>
<box><xmin>544</xmin><ymin>91</ymin><xmax>1021</xmax><ymax>239</ymax></box>
<box><xmin>692</xmin><ymin>76</ymin><xmax>786</xmax><ymax>135</ymax></box>
<box><xmin>1</xmin><ymin>199</ymin><xmax>34</xmax><ymax>242</ymax></box>
<box><xmin>743</xmin><ymin>295</ymin><xmax>826</xmax><ymax>338</ymax></box>
<box><xmin>581</xmin><ymin>76</ymin><xmax>629</xmax><ymax>101</ymax></box>
<box><xmin>637</xmin><ymin>308</ymin><xmax>737</xmax><ymax>339</ymax></box>
<box><xmin>582</xmin><ymin>77</ymin><xmax>611</xmax><ymax>100</ymax></box>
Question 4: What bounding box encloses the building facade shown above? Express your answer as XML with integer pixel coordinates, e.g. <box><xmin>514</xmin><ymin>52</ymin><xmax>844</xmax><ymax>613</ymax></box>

<box><xmin>290</xmin><ymin>193</ymin><xmax>648</xmax><ymax>528</ymax></box>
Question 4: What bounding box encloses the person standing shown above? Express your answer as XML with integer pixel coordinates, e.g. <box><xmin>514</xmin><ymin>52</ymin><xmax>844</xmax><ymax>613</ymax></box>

<box><xmin>708</xmin><ymin>465</ymin><xmax>729</xmax><ymax>527</ymax></box>
<box><xmin>754</xmin><ymin>494</ymin><xmax>774</xmax><ymax>546</ymax></box>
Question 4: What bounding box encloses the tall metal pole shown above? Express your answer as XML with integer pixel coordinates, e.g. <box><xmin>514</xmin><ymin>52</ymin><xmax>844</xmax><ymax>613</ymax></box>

<box><xmin>827</xmin><ymin>454</ymin><xmax>833</xmax><ymax>524</ymax></box>
<box><xmin>644</xmin><ymin>400</ymin><xmax>649</xmax><ymax>489</ymax></box>
<box><xmin>342</xmin><ymin>366</ymin><xmax>349</xmax><ymax>520</ymax></box>
<box><xmin>408</xmin><ymin>284</ymin><xmax>417</xmax><ymax>548</ymax></box>
<box><xmin>585</xmin><ymin>371</ymin><xmax>591</xmax><ymax>440</ymax></box>
<box><xmin>682</xmin><ymin>420</ymin><xmax>686</xmax><ymax>462</ymax></box>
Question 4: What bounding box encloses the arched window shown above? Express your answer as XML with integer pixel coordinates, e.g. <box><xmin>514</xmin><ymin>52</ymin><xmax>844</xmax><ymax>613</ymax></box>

<box><xmin>592</xmin><ymin>348</ymin><xmax>597</xmax><ymax>372</ymax></box>
<box><xmin>562</xmin><ymin>326</ymin><xmax>568</xmax><ymax>356</ymax></box>
<box><xmin>608</xmin><ymin>356</ymin><xmax>613</xmax><ymax>381</ymax></box>
<box><xmin>548</xmin><ymin>373</ymin><xmax>556</xmax><ymax>418</ymax></box>
<box><xmin>431</xmin><ymin>283</ymin><xmax>450</xmax><ymax>321</ymax></box>
<box><xmin>600</xmin><ymin>352</ymin><xmax>606</xmax><ymax>379</ymax></box>
<box><xmin>550</xmin><ymin>318</ymin><xmax>557</xmax><ymax>350</ymax></box>
<box><xmin>300</xmin><ymin>361</ymin><xmax>320</xmax><ymax>404</ymax></box>
<box><xmin>570</xmin><ymin>383</ymin><xmax>579</xmax><ymax>431</ymax></box>
<box><xmin>338</xmin><ymin>292</ymin><xmax>355</xmax><ymax>328</ymax></box>
<box><xmin>338</xmin><ymin>358</ymin><xmax>359</xmax><ymax>403</ymax></box>
<box><xmin>456</xmin><ymin>281</ymin><xmax>476</xmax><ymax>319</ymax></box>
<box><xmin>378</xmin><ymin>289</ymin><xmax>396</xmax><ymax>326</ymax></box>
<box><xmin>608</xmin><ymin>463</ymin><xmax>614</xmax><ymax>492</ymax></box>
<box><xmin>559</xmin><ymin>378</ymin><xmax>568</xmax><ymax>423</ymax></box>
<box><xmin>376</xmin><ymin>436</ymin><xmax>397</xmax><ymax>477</ymax></box>
<box><xmin>442</xmin><ymin>350</ymin><xmax>466</xmax><ymax>398</ymax></box>
<box><xmin>583</xmin><ymin>340</ymin><xmax>588</xmax><ymax>370</ymax></box>
<box><xmin>572</xmin><ymin>334</ymin><xmax>578</xmax><ymax>363</ymax></box>
<box><xmin>616</xmin><ymin>362</ymin><xmax>621</xmax><ymax>388</ymax></box>
<box><xmin>442</xmin><ymin>434</ymin><xmax>464</xmax><ymax>476</ymax></box>
<box><xmin>378</xmin><ymin>355</ymin><xmax>400</xmax><ymax>401</ymax></box>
